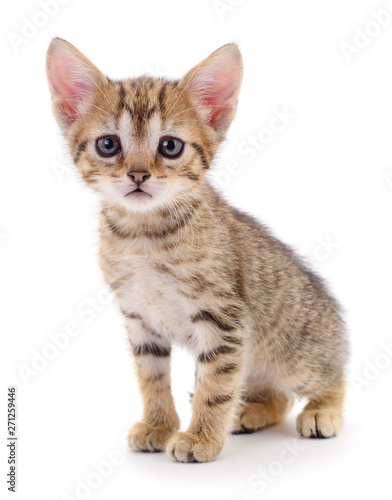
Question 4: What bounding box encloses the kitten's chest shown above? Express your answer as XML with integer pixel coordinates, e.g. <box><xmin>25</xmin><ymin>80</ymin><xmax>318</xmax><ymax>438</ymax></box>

<box><xmin>109</xmin><ymin>254</ymin><xmax>195</xmax><ymax>344</ymax></box>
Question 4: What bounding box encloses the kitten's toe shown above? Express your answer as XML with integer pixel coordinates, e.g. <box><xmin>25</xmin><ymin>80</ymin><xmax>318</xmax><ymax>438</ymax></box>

<box><xmin>296</xmin><ymin>410</ymin><xmax>342</xmax><ymax>438</ymax></box>
<box><xmin>166</xmin><ymin>432</ymin><xmax>222</xmax><ymax>463</ymax></box>
<box><xmin>127</xmin><ymin>422</ymin><xmax>176</xmax><ymax>452</ymax></box>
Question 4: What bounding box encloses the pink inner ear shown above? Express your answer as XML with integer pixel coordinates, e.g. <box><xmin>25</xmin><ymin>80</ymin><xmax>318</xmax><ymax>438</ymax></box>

<box><xmin>191</xmin><ymin>51</ymin><xmax>242</xmax><ymax>130</ymax></box>
<box><xmin>201</xmin><ymin>79</ymin><xmax>235</xmax><ymax>128</ymax></box>
<box><xmin>47</xmin><ymin>45</ymin><xmax>97</xmax><ymax>124</ymax></box>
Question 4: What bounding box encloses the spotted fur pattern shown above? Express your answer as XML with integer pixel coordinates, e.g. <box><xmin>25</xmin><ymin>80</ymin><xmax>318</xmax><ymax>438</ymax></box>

<box><xmin>47</xmin><ymin>38</ymin><xmax>349</xmax><ymax>463</ymax></box>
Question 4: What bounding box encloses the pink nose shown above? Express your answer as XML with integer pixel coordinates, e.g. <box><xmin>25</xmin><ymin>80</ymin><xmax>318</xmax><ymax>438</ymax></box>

<box><xmin>127</xmin><ymin>170</ymin><xmax>151</xmax><ymax>185</ymax></box>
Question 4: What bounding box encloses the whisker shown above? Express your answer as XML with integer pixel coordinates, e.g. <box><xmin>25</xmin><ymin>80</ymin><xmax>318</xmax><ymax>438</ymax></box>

<box><xmin>80</xmin><ymin>72</ymin><xmax>118</xmax><ymax>116</ymax></box>
<box><xmin>179</xmin><ymin>197</ymin><xmax>198</xmax><ymax>251</ymax></box>
<box><xmin>169</xmin><ymin>103</ymin><xmax>229</xmax><ymax>120</ymax></box>
<box><xmin>191</xmin><ymin>192</ymin><xmax>219</xmax><ymax>226</ymax></box>
<box><xmin>58</xmin><ymin>98</ymin><xmax>112</xmax><ymax>119</ymax></box>
<box><xmin>179</xmin><ymin>198</ymin><xmax>200</xmax><ymax>255</ymax></box>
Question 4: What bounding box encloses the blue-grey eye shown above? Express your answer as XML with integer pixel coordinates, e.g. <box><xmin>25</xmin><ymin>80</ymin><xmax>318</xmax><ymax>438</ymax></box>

<box><xmin>158</xmin><ymin>137</ymin><xmax>184</xmax><ymax>158</ymax></box>
<box><xmin>96</xmin><ymin>136</ymin><xmax>121</xmax><ymax>157</ymax></box>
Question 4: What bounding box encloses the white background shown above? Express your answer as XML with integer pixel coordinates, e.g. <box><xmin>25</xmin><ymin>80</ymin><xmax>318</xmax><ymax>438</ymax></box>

<box><xmin>1</xmin><ymin>0</ymin><xmax>392</xmax><ymax>499</ymax></box>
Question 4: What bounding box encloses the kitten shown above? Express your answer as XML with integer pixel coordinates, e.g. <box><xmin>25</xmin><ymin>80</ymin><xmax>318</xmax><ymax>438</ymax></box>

<box><xmin>46</xmin><ymin>38</ymin><xmax>348</xmax><ymax>463</ymax></box>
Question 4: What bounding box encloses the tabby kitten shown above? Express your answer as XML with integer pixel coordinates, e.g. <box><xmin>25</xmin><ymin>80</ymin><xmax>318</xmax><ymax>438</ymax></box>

<box><xmin>46</xmin><ymin>38</ymin><xmax>348</xmax><ymax>463</ymax></box>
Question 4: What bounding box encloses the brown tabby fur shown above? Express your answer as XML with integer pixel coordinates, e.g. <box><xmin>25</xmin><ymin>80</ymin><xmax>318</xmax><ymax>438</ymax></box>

<box><xmin>47</xmin><ymin>38</ymin><xmax>349</xmax><ymax>463</ymax></box>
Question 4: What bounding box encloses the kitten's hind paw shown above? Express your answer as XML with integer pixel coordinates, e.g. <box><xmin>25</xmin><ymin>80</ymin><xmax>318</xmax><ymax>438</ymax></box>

<box><xmin>127</xmin><ymin>422</ymin><xmax>176</xmax><ymax>452</ymax></box>
<box><xmin>296</xmin><ymin>410</ymin><xmax>342</xmax><ymax>438</ymax></box>
<box><xmin>231</xmin><ymin>407</ymin><xmax>262</xmax><ymax>434</ymax></box>
<box><xmin>232</xmin><ymin>396</ymin><xmax>293</xmax><ymax>434</ymax></box>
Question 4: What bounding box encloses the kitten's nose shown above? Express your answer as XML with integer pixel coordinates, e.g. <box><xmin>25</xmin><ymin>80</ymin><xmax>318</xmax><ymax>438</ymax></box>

<box><xmin>127</xmin><ymin>170</ymin><xmax>151</xmax><ymax>186</ymax></box>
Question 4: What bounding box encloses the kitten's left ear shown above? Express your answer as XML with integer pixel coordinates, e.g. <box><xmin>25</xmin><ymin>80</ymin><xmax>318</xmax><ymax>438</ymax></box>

<box><xmin>46</xmin><ymin>38</ymin><xmax>107</xmax><ymax>132</ymax></box>
<box><xmin>179</xmin><ymin>44</ymin><xmax>243</xmax><ymax>136</ymax></box>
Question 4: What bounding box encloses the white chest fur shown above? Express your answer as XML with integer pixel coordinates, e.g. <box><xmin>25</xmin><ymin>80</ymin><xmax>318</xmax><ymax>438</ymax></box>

<box><xmin>114</xmin><ymin>256</ymin><xmax>196</xmax><ymax>346</ymax></box>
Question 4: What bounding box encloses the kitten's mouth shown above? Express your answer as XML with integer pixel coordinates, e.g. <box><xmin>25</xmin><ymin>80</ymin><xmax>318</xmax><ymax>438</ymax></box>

<box><xmin>125</xmin><ymin>188</ymin><xmax>152</xmax><ymax>198</ymax></box>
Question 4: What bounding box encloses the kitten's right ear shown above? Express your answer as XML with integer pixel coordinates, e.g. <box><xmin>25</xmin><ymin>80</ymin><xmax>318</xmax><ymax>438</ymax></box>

<box><xmin>46</xmin><ymin>38</ymin><xmax>107</xmax><ymax>131</ymax></box>
<box><xmin>179</xmin><ymin>44</ymin><xmax>243</xmax><ymax>137</ymax></box>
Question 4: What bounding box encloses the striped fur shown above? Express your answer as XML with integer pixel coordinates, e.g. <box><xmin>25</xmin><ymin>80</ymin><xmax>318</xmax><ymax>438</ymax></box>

<box><xmin>47</xmin><ymin>38</ymin><xmax>349</xmax><ymax>463</ymax></box>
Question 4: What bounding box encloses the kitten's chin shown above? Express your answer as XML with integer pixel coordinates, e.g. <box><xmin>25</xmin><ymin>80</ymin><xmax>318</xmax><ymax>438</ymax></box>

<box><xmin>118</xmin><ymin>195</ymin><xmax>157</xmax><ymax>212</ymax></box>
<box><xmin>98</xmin><ymin>179</ymin><xmax>192</xmax><ymax>214</ymax></box>
<box><xmin>122</xmin><ymin>193</ymin><xmax>158</xmax><ymax>212</ymax></box>
<box><xmin>97</xmin><ymin>180</ymin><xmax>158</xmax><ymax>212</ymax></box>
<box><xmin>125</xmin><ymin>189</ymin><xmax>152</xmax><ymax>201</ymax></box>
<box><xmin>100</xmin><ymin>189</ymin><xmax>163</xmax><ymax>213</ymax></box>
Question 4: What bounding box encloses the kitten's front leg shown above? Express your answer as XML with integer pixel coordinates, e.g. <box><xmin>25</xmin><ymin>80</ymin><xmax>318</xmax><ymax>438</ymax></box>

<box><xmin>167</xmin><ymin>323</ymin><xmax>245</xmax><ymax>463</ymax></box>
<box><xmin>125</xmin><ymin>318</ymin><xmax>179</xmax><ymax>452</ymax></box>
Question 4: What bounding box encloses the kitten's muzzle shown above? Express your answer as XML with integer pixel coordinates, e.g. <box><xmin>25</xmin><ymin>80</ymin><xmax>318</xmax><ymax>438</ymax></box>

<box><xmin>127</xmin><ymin>170</ymin><xmax>151</xmax><ymax>187</ymax></box>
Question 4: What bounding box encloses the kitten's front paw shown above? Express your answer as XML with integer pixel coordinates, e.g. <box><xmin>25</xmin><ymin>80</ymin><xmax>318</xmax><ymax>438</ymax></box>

<box><xmin>296</xmin><ymin>410</ymin><xmax>342</xmax><ymax>438</ymax></box>
<box><xmin>128</xmin><ymin>422</ymin><xmax>176</xmax><ymax>452</ymax></box>
<box><xmin>166</xmin><ymin>432</ymin><xmax>223</xmax><ymax>463</ymax></box>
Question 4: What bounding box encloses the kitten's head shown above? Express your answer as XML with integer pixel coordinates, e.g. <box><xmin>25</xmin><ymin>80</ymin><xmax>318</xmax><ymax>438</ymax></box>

<box><xmin>46</xmin><ymin>38</ymin><xmax>243</xmax><ymax>212</ymax></box>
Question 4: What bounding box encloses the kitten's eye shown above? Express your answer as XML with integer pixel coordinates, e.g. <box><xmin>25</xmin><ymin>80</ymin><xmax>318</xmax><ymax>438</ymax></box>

<box><xmin>158</xmin><ymin>137</ymin><xmax>184</xmax><ymax>159</ymax></box>
<box><xmin>96</xmin><ymin>136</ymin><xmax>121</xmax><ymax>157</ymax></box>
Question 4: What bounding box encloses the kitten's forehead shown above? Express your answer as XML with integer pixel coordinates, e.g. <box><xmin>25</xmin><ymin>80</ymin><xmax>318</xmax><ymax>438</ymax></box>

<box><xmin>115</xmin><ymin>77</ymin><xmax>180</xmax><ymax>137</ymax></box>
<box><xmin>106</xmin><ymin>78</ymin><xmax>166</xmax><ymax>155</ymax></box>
